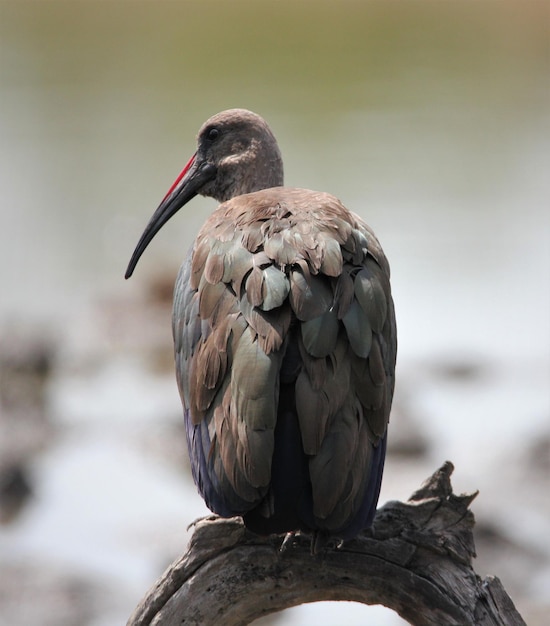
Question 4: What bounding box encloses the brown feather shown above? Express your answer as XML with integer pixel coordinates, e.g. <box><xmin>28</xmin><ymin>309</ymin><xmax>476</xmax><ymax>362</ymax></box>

<box><xmin>203</xmin><ymin>241</ymin><xmax>230</xmax><ymax>284</ymax></box>
<box><xmin>308</xmin><ymin>403</ymin><xmax>359</xmax><ymax>519</ymax></box>
<box><xmin>298</xmin><ymin>339</ymin><xmax>328</xmax><ymax>390</ymax></box>
<box><xmin>222</xmin><ymin>245</ymin><xmax>253</xmax><ymax>284</ymax></box>
<box><xmin>260</xmin><ymin>266</ymin><xmax>290</xmax><ymax>311</ymax></box>
<box><xmin>245</xmin><ymin>266</ymin><xmax>264</xmax><ymax>307</ymax></box>
<box><xmin>342</xmin><ymin>299</ymin><xmax>373</xmax><ymax>358</ymax></box>
<box><xmin>240</xmin><ymin>223</ymin><xmax>264</xmax><ymax>252</ymax></box>
<box><xmin>333</xmin><ymin>269</ymin><xmax>355</xmax><ymax>319</ymax></box>
<box><xmin>296</xmin><ymin>331</ymin><xmax>351</xmax><ymax>456</ymax></box>
<box><xmin>295</xmin><ymin>370</ymin><xmax>330</xmax><ymax>455</ymax></box>
<box><xmin>301</xmin><ymin>308</ymin><xmax>339</xmax><ymax>358</ymax></box>
<box><xmin>190</xmin><ymin>240</ymin><xmax>210</xmax><ymax>290</ymax></box>
<box><xmin>368</xmin><ymin>335</ymin><xmax>386</xmax><ymax>387</ymax></box>
<box><xmin>320</xmin><ymin>236</ymin><xmax>344</xmax><ymax>277</ymax></box>
<box><xmin>212</xmin><ymin>391</ymin><xmax>263</xmax><ymax>503</ymax></box>
<box><xmin>289</xmin><ymin>267</ymin><xmax>332</xmax><ymax>321</ymax></box>
<box><xmin>230</xmin><ymin>329</ymin><xmax>281</xmax><ymax>487</ymax></box>
<box><xmin>354</xmin><ymin>267</ymin><xmax>388</xmax><ymax>333</ymax></box>
<box><xmin>198</xmin><ymin>277</ymin><xmax>226</xmax><ymax>319</ymax></box>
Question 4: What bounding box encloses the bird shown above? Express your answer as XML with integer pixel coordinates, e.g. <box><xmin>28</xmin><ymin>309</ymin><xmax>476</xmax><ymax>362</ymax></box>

<box><xmin>125</xmin><ymin>109</ymin><xmax>396</xmax><ymax>542</ymax></box>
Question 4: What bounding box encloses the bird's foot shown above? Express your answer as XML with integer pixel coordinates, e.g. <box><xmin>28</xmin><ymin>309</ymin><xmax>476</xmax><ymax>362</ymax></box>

<box><xmin>278</xmin><ymin>530</ymin><xmax>345</xmax><ymax>555</ymax></box>
<box><xmin>279</xmin><ymin>530</ymin><xmax>302</xmax><ymax>553</ymax></box>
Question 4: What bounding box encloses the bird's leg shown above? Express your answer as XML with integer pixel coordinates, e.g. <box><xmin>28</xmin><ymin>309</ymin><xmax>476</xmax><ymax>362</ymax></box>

<box><xmin>311</xmin><ymin>531</ymin><xmax>344</xmax><ymax>555</ymax></box>
<box><xmin>311</xmin><ymin>530</ymin><xmax>325</xmax><ymax>555</ymax></box>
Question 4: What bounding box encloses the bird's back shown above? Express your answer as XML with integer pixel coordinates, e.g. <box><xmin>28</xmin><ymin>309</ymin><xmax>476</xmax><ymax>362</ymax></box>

<box><xmin>173</xmin><ymin>187</ymin><xmax>396</xmax><ymax>538</ymax></box>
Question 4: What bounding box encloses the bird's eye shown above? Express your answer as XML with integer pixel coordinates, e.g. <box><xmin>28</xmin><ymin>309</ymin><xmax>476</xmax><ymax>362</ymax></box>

<box><xmin>207</xmin><ymin>128</ymin><xmax>219</xmax><ymax>141</ymax></box>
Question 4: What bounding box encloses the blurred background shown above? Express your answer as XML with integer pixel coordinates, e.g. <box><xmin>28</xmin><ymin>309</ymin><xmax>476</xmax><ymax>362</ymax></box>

<box><xmin>1</xmin><ymin>1</ymin><xmax>548</xmax><ymax>624</ymax></box>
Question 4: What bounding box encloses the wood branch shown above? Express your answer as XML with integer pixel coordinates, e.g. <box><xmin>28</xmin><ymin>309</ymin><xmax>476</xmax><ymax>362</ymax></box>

<box><xmin>127</xmin><ymin>462</ymin><xmax>526</xmax><ymax>626</ymax></box>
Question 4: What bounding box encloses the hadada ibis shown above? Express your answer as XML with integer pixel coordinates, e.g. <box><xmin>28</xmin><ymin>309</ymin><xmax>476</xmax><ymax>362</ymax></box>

<box><xmin>126</xmin><ymin>109</ymin><xmax>397</xmax><ymax>541</ymax></box>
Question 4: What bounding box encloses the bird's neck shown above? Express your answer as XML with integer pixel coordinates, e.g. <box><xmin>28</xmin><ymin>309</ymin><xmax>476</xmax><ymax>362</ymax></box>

<box><xmin>211</xmin><ymin>141</ymin><xmax>284</xmax><ymax>202</ymax></box>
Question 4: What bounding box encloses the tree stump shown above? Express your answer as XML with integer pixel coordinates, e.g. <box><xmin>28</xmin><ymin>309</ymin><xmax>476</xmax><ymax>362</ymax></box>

<box><xmin>127</xmin><ymin>462</ymin><xmax>525</xmax><ymax>626</ymax></box>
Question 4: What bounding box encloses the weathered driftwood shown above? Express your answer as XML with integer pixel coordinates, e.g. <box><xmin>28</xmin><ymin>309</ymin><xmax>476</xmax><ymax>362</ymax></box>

<box><xmin>127</xmin><ymin>462</ymin><xmax>525</xmax><ymax>626</ymax></box>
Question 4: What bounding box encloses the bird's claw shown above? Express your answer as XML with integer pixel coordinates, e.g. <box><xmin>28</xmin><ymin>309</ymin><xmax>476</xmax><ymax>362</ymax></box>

<box><xmin>279</xmin><ymin>530</ymin><xmax>301</xmax><ymax>553</ymax></box>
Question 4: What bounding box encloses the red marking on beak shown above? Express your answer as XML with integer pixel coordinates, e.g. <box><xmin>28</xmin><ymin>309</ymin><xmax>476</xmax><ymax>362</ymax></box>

<box><xmin>162</xmin><ymin>153</ymin><xmax>197</xmax><ymax>202</ymax></box>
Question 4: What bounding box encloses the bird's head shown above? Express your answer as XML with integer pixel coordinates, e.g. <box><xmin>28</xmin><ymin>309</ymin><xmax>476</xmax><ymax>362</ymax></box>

<box><xmin>125</xmin><ymin>108</ymin><xmax>283</xmax><ymax>279</ymax></box>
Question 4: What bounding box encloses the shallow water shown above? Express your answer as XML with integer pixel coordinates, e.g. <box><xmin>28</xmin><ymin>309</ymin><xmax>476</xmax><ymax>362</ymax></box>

<box><xmin>1</xmin><ymin>2</ymin><xmax>549</xmax><ymax>624</ymax></box>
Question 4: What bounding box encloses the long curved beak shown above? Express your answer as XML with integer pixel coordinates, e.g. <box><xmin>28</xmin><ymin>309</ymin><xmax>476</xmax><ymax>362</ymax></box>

<box><xmin>125</xmin><ymin>154</ymin><xmax>216</xmax><ymax>279</ymax></box>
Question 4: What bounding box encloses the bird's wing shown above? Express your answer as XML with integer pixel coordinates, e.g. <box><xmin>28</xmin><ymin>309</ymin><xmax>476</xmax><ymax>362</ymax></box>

<box><xmin>173</xmin><ymin>242</ymin><xmax>284</xmax><ymax>516</ymax></box>
<box><xmin>276</xmin><ymin>193</ymin><xmax>396</xmax><ymax>532</ymax></box>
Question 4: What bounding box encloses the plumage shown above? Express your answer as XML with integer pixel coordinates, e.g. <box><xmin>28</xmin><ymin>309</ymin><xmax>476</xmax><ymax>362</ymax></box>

<box><xmin>301</xmin><ymin>309</ymin><xmax>339</xmax><ymax>358</ymax></box>
<box><xmin>342</xmin><ymin>299</ymin><xmax>373</xmax><ymax>359</ymax></box>
<box><xmin>125</xmin><ymin>108</ymin><xmax>397</xmax><ymax>540</ymax></box>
